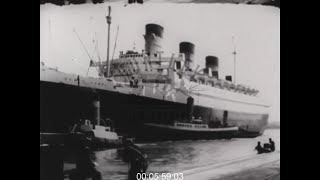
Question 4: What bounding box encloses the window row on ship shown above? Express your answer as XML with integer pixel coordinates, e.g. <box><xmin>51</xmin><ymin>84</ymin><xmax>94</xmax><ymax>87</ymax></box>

<box><xmin>176</xmin><ymin>123</ymin><xmax>207</xmax><ymax>128</ymax></box>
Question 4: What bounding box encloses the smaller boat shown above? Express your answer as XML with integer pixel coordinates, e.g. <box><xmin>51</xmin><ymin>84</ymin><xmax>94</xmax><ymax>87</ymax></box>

<box><xmin>142</xmin><ymin>119</ymin><xmax>239</xmax><ymax>141</ymax></box>
<box><xmin>71</xmin><ymin>119</ymin><xmax>120</xmax><ymax>148</ymax></box>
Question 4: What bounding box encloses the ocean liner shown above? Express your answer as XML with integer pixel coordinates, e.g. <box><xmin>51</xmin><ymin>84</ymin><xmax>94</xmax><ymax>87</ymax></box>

<box><xmin>40</xmin><ymin>7</ymin><xmax>269</xmax><ymax>139</ymax></box>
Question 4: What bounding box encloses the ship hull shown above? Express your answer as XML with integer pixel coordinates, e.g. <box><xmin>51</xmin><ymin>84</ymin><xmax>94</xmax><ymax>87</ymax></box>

<box><xmin>40</xmin><ymin>80</ymin><xmax>268</xmax><ymax>139</ymax></box>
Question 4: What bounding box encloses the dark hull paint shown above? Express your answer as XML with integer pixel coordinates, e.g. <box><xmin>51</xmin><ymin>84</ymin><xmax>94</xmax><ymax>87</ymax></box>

<box><xmin>40</xmin><ymin>81</ymin><xmax>268</xmax><ymax>138</ymax></box>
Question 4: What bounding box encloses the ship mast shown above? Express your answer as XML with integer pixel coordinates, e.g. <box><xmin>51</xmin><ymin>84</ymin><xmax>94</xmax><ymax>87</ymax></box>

<box><xmin>232</xmin><ymin>36</ymin><xmax>237</xmax><ymax>84</ymax></box>
<box><xmin>106</xmin><ymin>6</ymin><xmax>112</xmax><ymax>77</ymax></box>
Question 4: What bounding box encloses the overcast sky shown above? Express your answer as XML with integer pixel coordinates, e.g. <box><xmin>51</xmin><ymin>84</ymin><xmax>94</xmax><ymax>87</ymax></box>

<box><xmin>40</xmin><ymin>3</ymin><xmax>280</xmax><ymax>122</ymax></box>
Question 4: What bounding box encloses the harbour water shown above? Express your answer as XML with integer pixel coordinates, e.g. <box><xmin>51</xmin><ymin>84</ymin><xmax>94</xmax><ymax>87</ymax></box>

<box><xmin>80</xmin><ymin>129</ymin><xmax>280</xmax><ymax>180</ymax></box>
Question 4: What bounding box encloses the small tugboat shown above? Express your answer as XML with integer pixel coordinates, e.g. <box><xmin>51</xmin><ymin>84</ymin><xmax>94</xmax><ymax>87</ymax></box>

<box><xmin>143</xmin><ymin>118</ymin><xmax>239</xmax><ymax>141</ymax></box>
<box><xmin>71</xmin><ymin>119</ymin><xmax>120</xmax><ymax>149</ymax></box>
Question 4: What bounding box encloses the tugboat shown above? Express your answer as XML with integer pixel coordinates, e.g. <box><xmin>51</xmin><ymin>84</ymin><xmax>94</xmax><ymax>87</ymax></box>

<box><xmin>70</xmin><ymin>119</ymin><xmax>120</xmax><ymax>148</ymax></box>
<box><xmin>69</xmin><ymin>94</ymin><xmax>121</xmax><ymax>148</ymax></box>
<box><xmin>140</xmin><ymin>96</ymin><xmax>239</xmax><ymax>141</ymax></box>
<box><xmin>143</xmin><ymin>117</ymin><xmax>238</xmax><ymax>141</ymax></box>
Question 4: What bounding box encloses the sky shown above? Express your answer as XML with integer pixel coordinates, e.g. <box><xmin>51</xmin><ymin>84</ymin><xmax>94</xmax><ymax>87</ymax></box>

<box><xmin>40</xmin><ymin>2</ymin><xmax>280</xmax><ymax>122</ymax></box>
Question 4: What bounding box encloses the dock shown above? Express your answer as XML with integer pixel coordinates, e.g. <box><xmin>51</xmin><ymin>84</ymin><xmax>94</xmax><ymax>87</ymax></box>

<box><xmin>182</xmin><ymin>151</ymin><xmax>280</xmax><ymax>180</ymax></box>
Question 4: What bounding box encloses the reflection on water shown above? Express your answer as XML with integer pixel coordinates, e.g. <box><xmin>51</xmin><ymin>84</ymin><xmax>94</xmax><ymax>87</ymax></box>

<box><xmin>93</xmin><ymin>129</ymin><xmax>280</xmax><ymax>180</ymax></box>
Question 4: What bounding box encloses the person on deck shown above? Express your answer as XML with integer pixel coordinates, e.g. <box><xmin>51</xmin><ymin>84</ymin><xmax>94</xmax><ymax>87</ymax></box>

<box><xmin>134</xmin><ymin>78</ymin><xmax>139</xmax><ymax>87</ymax></box>
<box><xmin>77</xmin><ymin>75</ymin><xmax>80</xmax><ymax>87</ymax></box>
<box><xmin>130</xmin><ymin>77</ymin><xmax>134</xmax><ymax>87</ymax></box>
